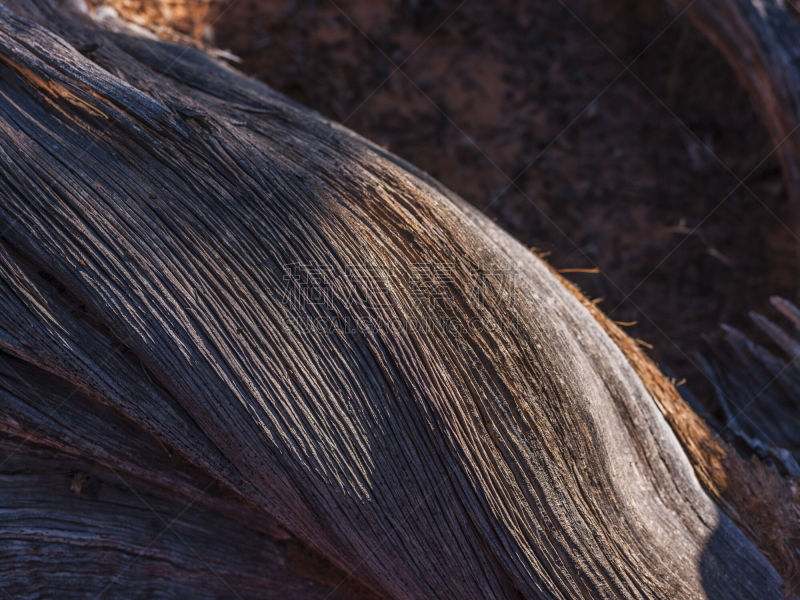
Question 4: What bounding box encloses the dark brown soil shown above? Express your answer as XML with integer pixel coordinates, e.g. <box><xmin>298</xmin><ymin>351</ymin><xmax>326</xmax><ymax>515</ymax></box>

<box><xmin>91</xmin><ymin>0</ymin><xmax>799</xmax><ymax>413</ymax></box>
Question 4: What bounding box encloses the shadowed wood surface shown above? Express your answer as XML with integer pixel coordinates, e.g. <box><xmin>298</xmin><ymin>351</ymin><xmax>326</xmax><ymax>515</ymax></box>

<box><xmin>0</xmin><ymin>2</ymin><xmax>789</xmax><ymax>598</ymax></box>
<box><xmin>666</xmin><ymin>0</ymin><xmax>800</xmax><ymax>206</ymax></box>
<box><xmin>700</xmin><ymin>297</ymin><xmax>800</xmax><ymax>475</ymax></box>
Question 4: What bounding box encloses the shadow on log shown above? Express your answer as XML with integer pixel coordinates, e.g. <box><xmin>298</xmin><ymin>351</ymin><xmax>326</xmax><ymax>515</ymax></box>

<box><xmin>0</xmin><ymin>1</ymin><xmax>795</xmax><ymax>598</ymax></box>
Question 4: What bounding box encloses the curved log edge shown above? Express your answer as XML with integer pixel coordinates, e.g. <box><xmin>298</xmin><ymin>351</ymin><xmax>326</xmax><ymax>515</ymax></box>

<box><xmin>0</xmin><ymin>1</ymin><xmax>793</xmax><ymax>598</ymax></box>
<box><xmin>666</xmin><ymin>0</ymin><xmax>800</xmax><ymax>206</ymax></box>
<box><xmin>550</xmin><ymin>267</ymin><xmax>800</xmax><ymax>595</ymax></box>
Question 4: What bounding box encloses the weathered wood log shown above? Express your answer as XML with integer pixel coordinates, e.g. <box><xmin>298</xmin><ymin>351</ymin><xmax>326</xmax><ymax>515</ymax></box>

<box><xmin>666</xmin><ymin>0</ymin><xmax>800</xmax><ymax>205</ymax></box>
<box><xmin>699</xmin><ymin>298</ymin><xmax>800</xmax><ymax>476</ymax></box>
<box><xmin>0</xmin><ymin>2</ymin><xmax>794</xmax><ymax>598</ymax></box>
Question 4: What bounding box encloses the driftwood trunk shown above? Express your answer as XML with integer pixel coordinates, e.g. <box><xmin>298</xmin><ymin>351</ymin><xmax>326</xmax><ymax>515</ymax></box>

<box><xmin>0</xmin><ymin>1</ymin><xmax>794</xmax><ymax>598</ymax></box>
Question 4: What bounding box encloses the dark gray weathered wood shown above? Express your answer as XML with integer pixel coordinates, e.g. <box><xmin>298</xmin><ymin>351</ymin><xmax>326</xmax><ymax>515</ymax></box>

<box><xmin>0</xmin><ymin>2</ymin><xmax>790</xmax><ymax>598</ymax></box>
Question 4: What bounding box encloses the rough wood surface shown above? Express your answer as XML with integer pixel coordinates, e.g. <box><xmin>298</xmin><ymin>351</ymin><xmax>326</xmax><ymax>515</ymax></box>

<box><xmin>667</xmin><ymin>0</ymin><xmax>800</xmax><ymax>205</ymax></box>
<box><xmin>700</xmin><ymin>297</ymin><xmax>800</xmax><ymax>473</ymax></box>
<box><xmin>553</xmin><ymin>270</ymin><xmax>800</xmax><ymax>596</ymax></box>
<box><xmin>0</xmin><ymin>2</ymin><xmax>789</xmax><ymax>598</ymax></box>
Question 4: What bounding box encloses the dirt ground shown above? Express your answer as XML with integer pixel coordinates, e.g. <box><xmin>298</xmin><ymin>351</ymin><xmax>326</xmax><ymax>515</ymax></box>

<box><xmin>90</xmin><ymin>0</ymin><xmax>798</xmax><ymax>416</ymax></box>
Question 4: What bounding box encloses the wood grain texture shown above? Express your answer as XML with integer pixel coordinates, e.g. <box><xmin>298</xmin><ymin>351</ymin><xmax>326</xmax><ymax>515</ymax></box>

<box><xmin>700</xmin><ymin>297</ymin><xmax>800</xmax><ymax>474</ymax></box>
<box><xmin>0</xmin><ymin>2</ymin><xmax>788</xmax><ymax>598</ymax></box>
<box><xmin>552</xmin><ymin>269</ymin><xmax>800</xmax><ymax>596</ymax></box>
